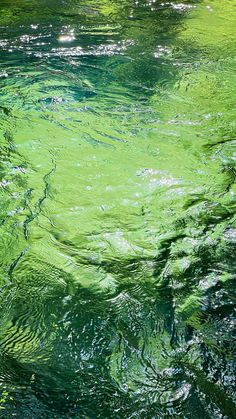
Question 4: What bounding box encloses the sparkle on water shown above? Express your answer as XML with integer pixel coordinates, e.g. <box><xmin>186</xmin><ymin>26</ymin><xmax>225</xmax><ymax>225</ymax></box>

<box><xmin>0</xmin><ymin>0</ymin><xmax>236</xmax><ymax>417</ymax></box>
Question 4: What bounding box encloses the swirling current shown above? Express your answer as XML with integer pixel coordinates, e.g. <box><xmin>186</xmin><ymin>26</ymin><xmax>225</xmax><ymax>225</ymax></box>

<box><xmin>0</xmin><ymin>0</ymin><xmax>236</xmax><ymax>417</ymax></box>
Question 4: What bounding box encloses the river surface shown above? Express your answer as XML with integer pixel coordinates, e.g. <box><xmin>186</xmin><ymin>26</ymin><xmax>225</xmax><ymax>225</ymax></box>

<box><xmin>0</xmin><ymin>0</ymin><xmax>236</xmax><ymax>417</ymax></box>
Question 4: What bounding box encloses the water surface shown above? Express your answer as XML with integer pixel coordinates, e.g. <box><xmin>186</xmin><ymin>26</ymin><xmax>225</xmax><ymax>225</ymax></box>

<box><xmin>0</xmin><ymin>0</ymin><xmax>236</xmax><ymax>417</ymax></box>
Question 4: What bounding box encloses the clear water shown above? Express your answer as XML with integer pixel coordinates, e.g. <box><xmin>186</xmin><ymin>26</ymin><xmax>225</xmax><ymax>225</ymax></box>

<box><xmin>0</xmin><ymin>0</ymin><xmax>236</xmax><ymax>417</ymax></box>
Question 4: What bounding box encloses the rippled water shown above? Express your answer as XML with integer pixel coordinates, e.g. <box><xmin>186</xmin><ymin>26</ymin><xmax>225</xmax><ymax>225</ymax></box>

<box><xmin>0</xmin><ymin>0</ymin><xmax>236</xmax><ymax>417</ymax></box>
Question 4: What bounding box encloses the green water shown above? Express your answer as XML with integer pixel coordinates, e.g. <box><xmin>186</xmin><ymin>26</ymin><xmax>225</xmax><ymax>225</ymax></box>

<box><xmin>0</xmin><ymin>0</ymin><xmax>236</xmax><ymax>417</ymax></box>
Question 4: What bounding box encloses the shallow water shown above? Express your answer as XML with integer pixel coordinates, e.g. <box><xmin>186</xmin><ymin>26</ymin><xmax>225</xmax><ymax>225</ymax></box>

<box><xmin>0</xmin><ymin>0</ymin><xmax>236</xmax><ymax>417</ymax></box>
